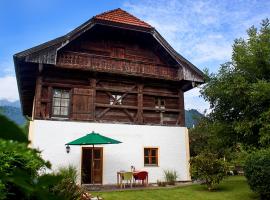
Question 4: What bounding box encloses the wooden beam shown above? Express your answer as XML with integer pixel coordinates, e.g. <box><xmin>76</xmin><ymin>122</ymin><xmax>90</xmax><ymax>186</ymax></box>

<box><xmin>96</xmin><ymin>87</ymin><xmax>138</xmax><ymax>94</ymax></box>
<box><xmin>96</xmin><ymin>107</ymin><xmax>110</xmax><ymax>119</ymax></box>
<box><xmin>137</xmin><ymin>84</ymin><xmax>143</xmax><ymax>124</ymax></box>
<box><xmin>142</xmin><ymin>91</ymin><xmax>178</xmax><ymax>98</ymax></box>
<box><xmin>123</xmin><ymin>109</ymin><xmax>135</xmax><ymax>122</ymax></box>
<box><xmin>90</xmin><ymin>78</ymin><xmax>97</xmax><ymax>121</ymax></box>
<box><xmin>95</xmin><ymin>103</ymin><xmax>138</xmax><ymax>110</ymax></box>
<box><xmin>177</xmin><ymin>90</ymin><xmax>185</xmax><ymax>126</ymax></box>
<box><xmin>34</xmin><ymin>76</ymin><xmax>42</xmax><ymax>119</ymax></box>
<box><xmin>143</xmin><ymin>107</ymin><xmax>180</xmax><ymax>113</ymax></box>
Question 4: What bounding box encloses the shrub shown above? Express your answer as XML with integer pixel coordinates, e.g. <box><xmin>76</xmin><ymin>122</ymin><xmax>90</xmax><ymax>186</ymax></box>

<box><xmin>157</xmin><ymin>180</ymin><xmax>166</xmax><ymax>187</ymax></box>
<box><xmin>0</xmin><ymin>139</ymin><xmax>51</xmax><ymax>199</ymax></box>
<box><xmin>164</xmin><ymin>169</ymin><xmax>178</xmax><ymax>185</ymax></box>
<box><xmin>190</xmin><ymin>152</ymin><xmax>228</xmax><ymax>191</ymax></box>
<box><xmin>53</xmin><ymin>165</ymin><xmax>90</xmax><ymax>200</ymax></box>
<box><xmin>244</xmin><ymin>149</ymin><xmax>270</xmax><ymax>199</ymax></box>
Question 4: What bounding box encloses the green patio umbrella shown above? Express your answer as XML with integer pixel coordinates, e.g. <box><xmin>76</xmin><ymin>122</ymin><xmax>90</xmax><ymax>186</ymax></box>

<box><xmin>65</xmin><ymin>131</ymin><xmax>122</xmax><ymax>184</ymax></box>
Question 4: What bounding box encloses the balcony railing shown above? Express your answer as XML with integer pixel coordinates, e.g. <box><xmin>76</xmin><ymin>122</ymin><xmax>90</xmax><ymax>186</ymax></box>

<box><xmin>57</xmin><ymin>51</ymin><xmax>180</xmax><ymax>80</ymax></box>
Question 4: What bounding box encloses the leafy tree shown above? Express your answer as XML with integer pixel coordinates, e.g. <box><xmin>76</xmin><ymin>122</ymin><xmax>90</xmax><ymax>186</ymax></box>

<box><xmin>200</xmin><ymin>19</ymin><xmax>270</xmax><ymax>148</ymax></box>
<box><xmin>190</xmin><ymin>152</ymin><xmax>228</xmax><ymax>191</ymax></box>
<box><xmin>244</xmin><ymin>148</ymin><xmax>270</xmax><ymax>199</ymax></box>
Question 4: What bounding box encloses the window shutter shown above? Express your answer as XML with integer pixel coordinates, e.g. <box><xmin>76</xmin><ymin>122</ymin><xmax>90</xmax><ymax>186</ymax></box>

<box><xmin>72</xmin><ymin>88</ymin><xmax>94</xmax><ymax>120</ymax></box>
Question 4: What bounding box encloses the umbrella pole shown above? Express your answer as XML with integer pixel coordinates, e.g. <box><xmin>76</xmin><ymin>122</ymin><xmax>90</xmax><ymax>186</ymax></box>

<box><xmin>92</xmin><ymin>144</ymin><xmax>94</xmax><ymax>185</ymax></box>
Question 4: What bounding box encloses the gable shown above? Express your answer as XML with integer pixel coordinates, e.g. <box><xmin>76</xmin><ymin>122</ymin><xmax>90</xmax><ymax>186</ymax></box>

<box><xmin>14</xmin><ymin>8</ymin><xmax>204</xmax><ymax>116</ymax></box>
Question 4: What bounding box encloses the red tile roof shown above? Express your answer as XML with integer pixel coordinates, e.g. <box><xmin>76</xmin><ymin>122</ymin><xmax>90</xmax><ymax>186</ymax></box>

<box><xmin>94</xmin><ymin>8</ymin><xmax>152</xmax><ymax>29</ymax></box>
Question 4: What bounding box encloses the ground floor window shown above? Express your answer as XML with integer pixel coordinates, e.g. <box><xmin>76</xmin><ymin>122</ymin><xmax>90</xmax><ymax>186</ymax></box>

<box><xmin>144</xmin><ymin>147</ymin><xmax>158</xmax><ymax>166</ymax></box>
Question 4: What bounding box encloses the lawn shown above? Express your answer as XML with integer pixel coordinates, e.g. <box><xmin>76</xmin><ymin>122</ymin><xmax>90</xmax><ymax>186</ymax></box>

<box><xmin>92</xmin><ymin>176</ymin><xmax>258</xmax><ymax>200</ymax></box>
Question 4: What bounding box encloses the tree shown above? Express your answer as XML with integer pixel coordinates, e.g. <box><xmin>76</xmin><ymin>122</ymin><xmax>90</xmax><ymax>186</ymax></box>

<box><xmin>190</xmin><ymin>152</ymin><xmax>228</xmax><ymax>191</ymax></box>
<box><xmin>200</xmin><ymin>19</ymin><xmax>270</xmax><ymax>148</ymax></box>
<box><xmin>244</xmin><ymin>148</ymin><xmax>270</xmax><ymax>199</ymax></box>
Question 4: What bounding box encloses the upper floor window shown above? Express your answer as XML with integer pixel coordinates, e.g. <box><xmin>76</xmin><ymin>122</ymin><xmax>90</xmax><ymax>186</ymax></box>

<box><xmin>52</xmin><ymin>89</ymin><xmax>70</xmax><ymax>117</ymax></box>
<box><xmin>144</xmin><ymin>148</ymin><xmax>158</xmax><ymax>166</ymax></box>
<box><xmin>155</xmin><ymin>98</ymin><xmax>165</xmax><ymax>109</ymax></box>
<box><xmin>110</xmin><ymin>94</ymin><xmax>122</xmax><ymax>105</ymax></box>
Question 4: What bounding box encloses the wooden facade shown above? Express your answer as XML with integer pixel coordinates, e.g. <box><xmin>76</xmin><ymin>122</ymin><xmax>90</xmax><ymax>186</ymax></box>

<box><xmin>14</xmin><ymin>8</ymin><xmax>204</xmax><ymax>127</ymax></box>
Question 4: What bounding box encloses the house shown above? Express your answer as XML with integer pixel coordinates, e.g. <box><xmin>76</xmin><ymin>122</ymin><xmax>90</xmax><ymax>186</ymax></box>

<box><xmin>14</xmin><ymin>8</ymin><xmax>204</xmax><ymax>185</ymax></box>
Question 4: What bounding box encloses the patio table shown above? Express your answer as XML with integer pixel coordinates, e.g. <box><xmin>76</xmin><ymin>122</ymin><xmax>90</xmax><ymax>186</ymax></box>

<box><xmin>117</xmin><ymin>171</ymin><xmax>148</xmax><ymax>187</ymax></box>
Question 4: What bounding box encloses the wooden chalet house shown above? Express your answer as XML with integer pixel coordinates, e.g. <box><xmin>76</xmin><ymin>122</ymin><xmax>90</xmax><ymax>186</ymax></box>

<box><xmin>14</xmin><ymin>9</ymin><xmax>204</xmax><ymax>184</ymax></box>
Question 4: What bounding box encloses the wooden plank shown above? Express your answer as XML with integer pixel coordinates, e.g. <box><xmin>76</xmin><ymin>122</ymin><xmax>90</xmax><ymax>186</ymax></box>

<box><xmin>177</xmin><ymin>90</ymin><xmax>185</xmax><ymax>126</ymax></box>
<box><xmin>34</xmin><ymin>76</ymin><xmax>42</xmax><ymax>119</ymax></box>
<box><xmin>90</xmin><ymin>78</ymin><xmax>97</xmax><ymax>121</ymax></box>
<box><xmin>137</xmin><ymin>84</ymin><xmax>143</xmax><ymax>124</ymax></box>
<box><xmin>95</xmin><ymin>103</ymin><xmax>137</xmax><ymax>110</ymax></box>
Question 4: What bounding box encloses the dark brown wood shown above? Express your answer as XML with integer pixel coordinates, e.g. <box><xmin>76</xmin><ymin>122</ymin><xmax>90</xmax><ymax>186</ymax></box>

<box><xmin>81</xmin><ymin>147</ymin><xmax>103</xmax><ymax>184</ymax></box>
<box><xmin>177</xmin><ymin>90</ymin><xmax>185</xmax><ymax>126</ymax></box>
<box><xmin>57</xmin><ymin>51</ymin><xmax>178</xmax><ymax>81</ymax></box>
<box><xmin>34</xmin><ymin>76</ymin><xmax>42</xmax><ymax>118</ymax></box>
<box><xmin>90</xmin><ymin>78</ymin><xmax>97</xmax><ymax>121</ymax></box>
<box><xmin>72</xmin><ymin>88</ymin><xmax>93</xmax><ymax>120</ymax></box>
<box><xmin>137</xmin><ymin>84</ymin><xmax>143</xmax><ymax>124</ymax></box>
<box><xmin>28</xmin><ymin>31</ymin><xmax>190</xmax><ymax>127</ymax></box>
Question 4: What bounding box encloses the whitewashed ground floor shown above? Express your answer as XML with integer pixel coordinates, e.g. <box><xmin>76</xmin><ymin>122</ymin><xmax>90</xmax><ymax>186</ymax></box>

<box><xmin>29</xmin><ymin>120</ymin><xmax>191</xmax><ymax>184</ymax></box>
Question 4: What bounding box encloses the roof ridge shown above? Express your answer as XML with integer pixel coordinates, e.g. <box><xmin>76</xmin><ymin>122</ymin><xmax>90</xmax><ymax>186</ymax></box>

<box><xmin>93</xmin><ymin>8</ymin><xmax>122</xmax><ymax>18</ymax></box>
<box><xmin>94</xmin><ymin>8</ymin><xmax>152</xmax><ymax>29</ymax></box>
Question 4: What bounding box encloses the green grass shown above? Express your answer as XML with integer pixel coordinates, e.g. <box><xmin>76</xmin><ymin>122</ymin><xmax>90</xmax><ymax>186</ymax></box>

<box><xmin>92</xmin><ymin>176</ymin><xmax>258</xmax><ymax>200</ymax></box>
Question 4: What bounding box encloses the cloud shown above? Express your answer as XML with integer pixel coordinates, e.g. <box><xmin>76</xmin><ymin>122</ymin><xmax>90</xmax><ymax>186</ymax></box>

<box><xmin>0</xmin><ymin>76</ymin><xmax>19</xmax><ymax>101</ymax></box>
<box><xmin>124</xmin><ymin>0</ymin><xmax>270</xmax><ymax>69</ymax></box>
<box><xmin>123</xmin><ymin>0</ymin><xmax>270</xmax><ymax>111</ymax></box>
<box><xmin>184</xmin><ymin>87</ymin><xmax>210</xmax><ymax>114</ymax></box>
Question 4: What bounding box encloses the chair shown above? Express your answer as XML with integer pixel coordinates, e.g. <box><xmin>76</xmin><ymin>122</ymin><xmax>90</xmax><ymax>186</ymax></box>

<box><xmin>121</xmin><ymin>172</ymin><xmax>133</xmax><ymax>188</ymax></box>
<box><xmin>133</xmin><ymin>171</ymin><xmax>148</xmax><ymax>186</ymax></box>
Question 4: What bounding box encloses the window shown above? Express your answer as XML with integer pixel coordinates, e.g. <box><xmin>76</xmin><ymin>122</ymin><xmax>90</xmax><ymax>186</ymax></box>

<box><xmin>52</xmin><ymin>89</ymin><xmax>70</xmax><ymax>117</ymax></box>
<box><xmin>144</xmin><ymin>148</ymin><xmax>158</xmax><ymax>166</ymax></box>
<box><xmin>155</xmin><ymin>98</ymin><xmax>165</xmax><ymax>109</ymax></box>
<box><xmin>110</xmin><ymin>94</ymin><xmax>122</xmax><ymax>105</ymax></box>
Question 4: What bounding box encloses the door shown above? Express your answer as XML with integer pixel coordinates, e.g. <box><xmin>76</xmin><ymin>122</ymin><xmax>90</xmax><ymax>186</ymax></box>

<box><xmin>81</xmin><ymin>147</ymin><xmax>103</xmax><ymax>184</ymax></box>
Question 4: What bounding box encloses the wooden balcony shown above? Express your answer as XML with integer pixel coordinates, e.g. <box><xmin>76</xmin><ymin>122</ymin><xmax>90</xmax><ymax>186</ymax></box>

<box><xmin>57</xmin><ymin>51</ymin><xmax>181</xmax><ymax>80</ymax></box>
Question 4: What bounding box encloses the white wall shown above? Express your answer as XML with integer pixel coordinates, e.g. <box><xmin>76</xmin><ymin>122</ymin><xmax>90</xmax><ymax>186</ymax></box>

<box><xmin>31</xmin><ymin>120</ymin><xmax>191</xmax><ymax>184</ymax></box>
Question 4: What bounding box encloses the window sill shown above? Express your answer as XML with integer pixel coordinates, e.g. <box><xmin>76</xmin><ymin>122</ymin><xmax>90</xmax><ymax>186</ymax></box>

<box><xmin>144</xmin><ymin>164</ymin><xmax>159</xmax><ymax>167</ymax></box>
<box><xmin>51</xmin><ymin>117</ymin><xmax>70</xmax><ymax>120</ymax></box>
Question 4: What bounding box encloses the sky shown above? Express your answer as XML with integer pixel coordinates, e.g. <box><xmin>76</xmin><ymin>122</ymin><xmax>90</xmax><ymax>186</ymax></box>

<box><xmin>0</xmin><ymin>0</ymin><xmax>269</xmax><ymax>113</ymax></box>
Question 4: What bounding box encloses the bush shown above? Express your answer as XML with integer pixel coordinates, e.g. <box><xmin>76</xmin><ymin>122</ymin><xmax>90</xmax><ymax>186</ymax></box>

<box><xmin>164</xmin><ymin>169</ymin><xmax>178</xmax><ymax>185</ymax></box>
<box><xmin>0</xmin><ymin>139</ymin><xmax>51</xmax><ymax>199</ymax></box>
<box><xmin>190</xmin><ymin>152</ymin><xmax>228</xmax><ymax>191</ymax></box>
<box><xmin>157</xmin><ymin>180</ymin><xmax>167</xmax><ymax>187</ymax></box>
<box><xmin>53</xmin><ymin>166</ymin><xmax>90</xmax><ymax>200</ymax></box>
<box><xmin>244</xmin><ymin>149</ymin><xmax>270</xmax><ymax>199</ymax></box>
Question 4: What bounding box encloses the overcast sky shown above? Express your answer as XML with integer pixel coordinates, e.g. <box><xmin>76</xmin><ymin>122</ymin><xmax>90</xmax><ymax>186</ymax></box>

<box><xmin>0</xmin><ymin>0</ymin><xmax>269</xmax><ymax>113</ymax></box>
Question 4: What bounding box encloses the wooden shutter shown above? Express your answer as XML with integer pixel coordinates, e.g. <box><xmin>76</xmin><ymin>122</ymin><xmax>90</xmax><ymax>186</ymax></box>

<box><xmin>72</xmin><ymin>88</ymin><xmax>93</xmax><ymax>121</ymax></box>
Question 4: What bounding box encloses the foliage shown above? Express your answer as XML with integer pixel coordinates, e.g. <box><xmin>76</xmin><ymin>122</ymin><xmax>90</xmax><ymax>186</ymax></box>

<box><xmin>0</xmin><ymin>114</ymin><xmax>65</xmax><ymax>199</ymax></box>
<box><xmin>189</xmin><ymin>117</ymin><xmax>233</xmax><ymax>157</ymax></box>
<box><xmin>244</xmin><ymin>148</ymin><xmax>270</xmax><ymax>199</ymax></box>
<box><xmin>0</xmin><ymin>114</ymin><xmax>28</xmax><ymax>142</ymax></box>
<box><xmin>200</xmin><ymin>19</ymin><xmax>270</xmax><ymax>148</ymax></box>
<box><xmin>190</xmin><ymin>152</ymin><xmax>228</xmax><ymax>191</ymax></box>
<box><xmin>52</xmin><ymin>165</ymin><xmax>90</xmax><ymax>200</ymax></box>
<box><xmin>164</xmin><ymin>170</ymin><xmax>178</xmax><ymax>185</ymax></box>
<box><xmin>156</xmin><ymin>180</ymin><xmax>166</xmax><ymax>187</ymax></box>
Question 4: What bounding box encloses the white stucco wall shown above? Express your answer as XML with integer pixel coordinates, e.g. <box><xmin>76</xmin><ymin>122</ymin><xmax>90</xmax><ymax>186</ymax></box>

<box><xmin>30</xmin><ymin>120</ymin><xmax>191</xmax><ymax>184</ymax></box>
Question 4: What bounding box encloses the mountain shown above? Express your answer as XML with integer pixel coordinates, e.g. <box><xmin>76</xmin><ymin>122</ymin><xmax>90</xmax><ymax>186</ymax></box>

<box><xmin>0</xmin><ymin>106</ymin><xmax>26</xmax><ymax>125</ymax></box>
<box><xmin>0</xmin><ymin>99</ymin><xmax>20</xmax><ymax>107</ymax></box>
<box><xmin>0</xmin><ymin>100</ymin><xmax>203</xmax><ymax>127</ymax></box>
<box><xmin>185</xmin><ymin>109</ymin><xmax>204</xmax><ymax>128</ymax></box>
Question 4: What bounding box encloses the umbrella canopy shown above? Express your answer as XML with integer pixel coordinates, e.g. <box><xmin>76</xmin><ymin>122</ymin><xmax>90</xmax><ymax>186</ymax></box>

<box><xmin>66</xmin><ymin>131</ymin><xmax>122</xmax><ymax>145</ymax></box>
